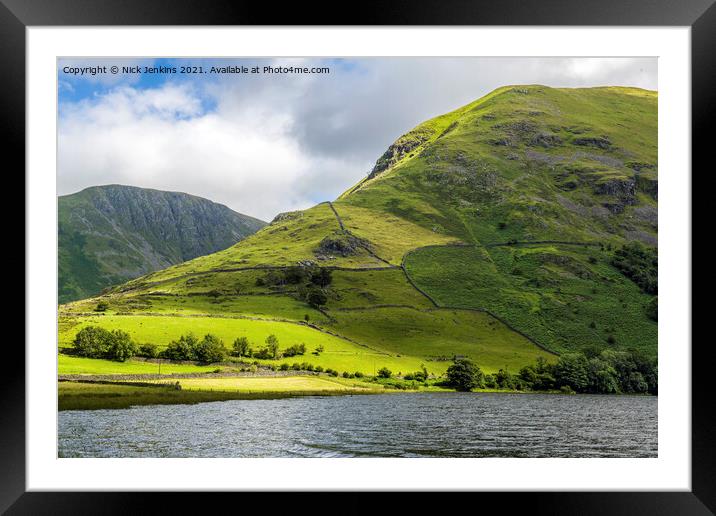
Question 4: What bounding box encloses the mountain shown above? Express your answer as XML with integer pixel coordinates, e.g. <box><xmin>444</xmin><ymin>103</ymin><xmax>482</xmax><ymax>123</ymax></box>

<box><xmin>59</xmin><ymin>86</ymin><xmax>657</xmax><ymax>377</ymax></box>
<box><xmin>58</xmin><ymin>185</ymin><xmax>266</xmax><ymax>303</ymax></box>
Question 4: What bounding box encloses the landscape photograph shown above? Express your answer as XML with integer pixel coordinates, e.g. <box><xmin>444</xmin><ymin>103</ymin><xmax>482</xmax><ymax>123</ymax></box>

<box><xmin>57</xmin><ymin>57</ymin><xmax>658</xmax><ymax>458</ymax></box>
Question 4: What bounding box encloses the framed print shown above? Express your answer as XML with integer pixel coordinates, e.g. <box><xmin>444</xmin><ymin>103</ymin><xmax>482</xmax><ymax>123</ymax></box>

<box><xmin>4</xmin><ymin>0</ymin><xmax>713</xmax><ymax>513</ymax></box>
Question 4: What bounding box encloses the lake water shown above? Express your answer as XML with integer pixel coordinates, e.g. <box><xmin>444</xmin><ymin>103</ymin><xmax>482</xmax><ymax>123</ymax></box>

<box><xmin>58</xmin><ymin>393</ymin><xmax>657</xmax><ymax>458</ymax></box>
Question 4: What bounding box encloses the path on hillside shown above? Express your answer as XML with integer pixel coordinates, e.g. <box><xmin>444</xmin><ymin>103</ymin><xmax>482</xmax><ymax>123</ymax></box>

<box><xmin>397</xmin><ymin>240</ymin><xmax>603</xmax><ymax>356</ymax></box>
<box><xmin>325</xmin><ymin>201</ymin><xmax>395</xmax><ymax>267</ymax></box>
<box><xmin>323</xmin><ymin>203</ymin><xmax>605</xmax><ymax>356</ymax></box>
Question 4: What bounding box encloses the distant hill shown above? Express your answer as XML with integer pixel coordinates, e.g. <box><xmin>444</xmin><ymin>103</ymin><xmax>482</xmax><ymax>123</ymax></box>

<box><xmin>61</xmin><ymin>86</ymin><xmax>657</xmax><ymax>379</ymax></box>
<box><xmin>58</xmin><ymin>185</ymin><xmax>266</xmax><ymax>303</ymax></box>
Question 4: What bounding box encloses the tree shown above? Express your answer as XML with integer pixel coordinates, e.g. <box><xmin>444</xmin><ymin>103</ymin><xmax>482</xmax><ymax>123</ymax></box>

<box><xmin>377</xmin><ymin>367</ymin><xmax>392</xmax><ymax>378</ymax></box>
<box><xmin>233</xmin><ymin>336</ymin><xmax>250</xmax><ymax>357</ymax></box>
<box><xmin>284</xmin><ymin>266</ymin><xmax>309</xmax><ymax>285</ymax></box>
<box><xmin>163</xmin><ymin>333</ymin><xmax>199</xmax><ymax>361</ymax></box>
<box><xmin>265</xmin><ymin>334</ymin><xmax>279</xmax><ymax>359</ymax></box>
<box><xmin>106</xmin><ymin>329</ymin><xmax>136</xmax><ymax>362</ymax></box>
<box><xmin>586</xmin><ymin>357</ymin><xmax>620</xmax><ymax>394</ymax></box>
<box><xmin>72</xmin><ymin>326</ymin><xmax>112</xmax><ymax>358</ymax></box>
<box><xmin>446</xmin><ymin>359</ymin><xmax>484</xmax><ymax>391</ymax></box>
<box><xmin>553</xmin><ymin>353</ymin><xmax>589</xmax><ymax>391</ymax></box>
<box><xmin>194</xmin><ymin>334</ymin><xmax>227</xmax><ymax>364</ymax></box>
<box><xmin>306</xmin><ymin>288</ymin><xmax>328</xmax><ymax>308</ymax></box>
<box><xmin>310</xmin><ymin>267</ymin><xmax>333</xmax><ymax>287</ymax></box>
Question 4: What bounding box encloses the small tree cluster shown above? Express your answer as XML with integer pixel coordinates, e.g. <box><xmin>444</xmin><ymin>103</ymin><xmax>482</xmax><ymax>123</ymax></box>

<box><xmin>257</xmin><ymin>265</ymin><xmax>332</xmax><ymax>308</ymax></box>
<box><xmin>163</xmin><ymin>333</ymin><xmax>228</xmax><ymax>364</ymax></box>
<box><xmin>72</xmin><ymin>326</ymin><xmax>137</xmax><ymax>362</ymax></box>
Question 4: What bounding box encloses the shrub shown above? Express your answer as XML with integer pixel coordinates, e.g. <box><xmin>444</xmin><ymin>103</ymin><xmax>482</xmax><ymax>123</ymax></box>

<box><xmin>314</xmin><ymin>365</ymin><xmax>324</xmax><ymax>373</ymax></box>
<box><xmin>494</xmin><ymin>368</ymin><xmax>515</xmax><ymax>389</ymax></box>
<box><xmin>377</xmin><ymin>367</ymin><xmax>392</xmax><ymax>379</ymax></box>
<box><xmin>611</xmin><ymin>241</ymin><xmax>657</xmax><ymax>294</ymax></box>
<box><xmin>138</xmin><ymin>343</ymin><xmax>159</xmax><ymax>358</ymax></box>
<box><xmin>94</xmin><ymin>301</ymin><xmax>109</xmax><ymax>312</ymax></box>
<box><xmin>354</xmin><ymin>371</ymin><xmax>364</xmax><ymax>378</ymax></box>
<box><xmin>253</xmin><ymin>347</ymin><xmax>272</xmax><ymax>360</ymax></box>
<box><xmin>483</xmin><ymin>374</ymin><xmax>497</xmax><ymax>389</ymax></box>
<box><xmin>560</xmin><ymin>385</ymin><xmax>575</xmax><ymax>394</ymax></box>
<box><xmin>283</xmin><ymin>343</ymin><xmax>307</xmax><ymax>357</ymax></box>
<box><xmin>280</xmin><ymin>363</ymin><xmax>290</xmax><ymax>371</ymax></box>
<box><xmin>342</xmin><ymin>371</ymin><xmax>351</xmax><ymax>378</ymax></box>
<box><xmin>446</xmin><ymin>359</ymin><xmax>484</xmax><ymax>391</ymax></box>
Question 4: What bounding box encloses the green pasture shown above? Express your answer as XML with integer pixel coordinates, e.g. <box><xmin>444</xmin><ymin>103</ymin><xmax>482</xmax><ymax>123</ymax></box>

<box><xmin>404</xmin><ymin>244</ymin><xmax>657</xmax><ymax>355</ymax></box>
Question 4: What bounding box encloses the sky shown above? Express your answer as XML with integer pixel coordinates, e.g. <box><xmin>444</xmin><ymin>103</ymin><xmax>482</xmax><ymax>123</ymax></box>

<box><xmin>58</xmin><ymin>57</ymin><xmax>657</xmax><ymax>221</ymax></box>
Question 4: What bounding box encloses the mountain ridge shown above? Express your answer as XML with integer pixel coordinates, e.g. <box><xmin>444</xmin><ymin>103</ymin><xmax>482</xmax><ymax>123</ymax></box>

<box><xmin>58</xmin><ymin>184</ymin><xmax>266</xmax><ymax>303</ymax></box>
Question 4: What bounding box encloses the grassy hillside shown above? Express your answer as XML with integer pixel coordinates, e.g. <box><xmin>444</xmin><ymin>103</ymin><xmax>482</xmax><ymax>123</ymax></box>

<box><xmin>58</xmin><ymin>85</ymin><xmax>657</xmax><ymax>384</ymax></box>
<box><xmin>59</xmin><ymin>185</ymin><xmax>266</xmax><ymax>303</ymax></box>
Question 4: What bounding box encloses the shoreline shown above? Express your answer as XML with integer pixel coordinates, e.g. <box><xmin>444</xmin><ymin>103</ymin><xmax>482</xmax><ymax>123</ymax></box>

<box><xmin>58</xmin><ymin>375</ymin><xmax>654</xmax><ymax>411</ymax></box>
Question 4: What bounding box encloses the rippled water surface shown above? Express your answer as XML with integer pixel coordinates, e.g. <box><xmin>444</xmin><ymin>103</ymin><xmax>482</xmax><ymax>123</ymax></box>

<box><xmin>58</xmin><ymin>393</ymin><xmax>657</xmax><ymax>458</ymax></box>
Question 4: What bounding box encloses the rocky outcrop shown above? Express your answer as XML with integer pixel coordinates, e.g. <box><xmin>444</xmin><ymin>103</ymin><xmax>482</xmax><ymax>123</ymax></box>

<box><xmin>593</xmin><ymin>178</ymin><xmax>637</xmax><ymax>213</ymax></box>
<box><xmin>314</xmin><ymin>232</ymin><xmax>370</xmax><ymax>258</ymax></box>
<box><xmin>572</xmin><ymin>136</ymin><xmax>612</xmax><ymax>149</ymax></box>
<box><xmin>368</xmin><ymin>130</ymin><xmax>430</xmax><ymax>179</ymax></box>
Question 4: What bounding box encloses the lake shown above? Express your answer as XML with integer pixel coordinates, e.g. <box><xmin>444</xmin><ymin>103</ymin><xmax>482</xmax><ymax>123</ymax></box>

<box><xmin>58</xmin><ymin>392</ymin><xmax>657</xmax><ymax>458</ymax></box>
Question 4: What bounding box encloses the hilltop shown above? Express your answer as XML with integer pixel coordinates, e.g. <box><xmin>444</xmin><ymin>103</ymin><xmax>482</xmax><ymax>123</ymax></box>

<box><xmin>59</xmin><ymin>86</ymin><xmax>657</xmax><ymax>381</ymax></box>
<box><xmin>58</xmin><ymin>185</ymin><xmax>266</xmax><ymax>302</ymax></box>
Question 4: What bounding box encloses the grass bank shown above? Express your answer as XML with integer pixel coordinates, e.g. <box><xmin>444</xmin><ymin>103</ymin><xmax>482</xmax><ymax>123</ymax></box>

<box><xmin>58</xmin><ymin>376</ymin><xmax>386</xmax><ymax>411</ymax></box>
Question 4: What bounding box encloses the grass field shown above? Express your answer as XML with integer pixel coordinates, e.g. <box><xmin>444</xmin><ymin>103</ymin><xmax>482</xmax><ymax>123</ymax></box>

<box><xmin>404</xmin><ymin>244</ymin><xmax>657</xmax><ymax>355</ymax></box>
<box><xmin>327</xmin><ymin>307</ymin><xmax>556</xmax><ymax>373</ymax></box>
<box><xmin>326</xmin><ymin>268</ymin><xmax>433</xmax><ymax>310</ymax></box>
<box><xmin>168</xmin><ymin>375</ymin><xmax>377</xmax><ymax>393</ymax></box>
<box><xmin>59</xmin><ymin>378</ymin><xmax>384</xmax><ymax>411</ymax></box>
<box><xmin>58</xmin><ymin>355</ymin><xmax>228</xmax><ymax>375</ymax></box>
<box><xmin>58</xmin><ymin>313</ymin><xmax>434</xmax><ymax>375</ymax></box>
<box><xmin>333</xmin><ymin>203</ymin><xmax>459</xmax><ymax>264</ymax></box>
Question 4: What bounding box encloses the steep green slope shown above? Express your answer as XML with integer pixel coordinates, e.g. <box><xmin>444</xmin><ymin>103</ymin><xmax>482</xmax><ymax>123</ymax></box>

<box><xmin>59</xmin><ymin>85</ymin><xmax>657</xmax><ymax>379</ymax></box>
<box><xmin>58</xmin><ymin>185</ymin><xmax>266</xmax><ymax>303</ymax></box>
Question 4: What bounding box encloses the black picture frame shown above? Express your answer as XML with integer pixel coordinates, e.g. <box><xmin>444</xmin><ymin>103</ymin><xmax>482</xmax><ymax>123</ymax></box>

<box><xmin>4</xmin><ymin>0</ymin><xmax>712</xmax><ymax>513</ymax></box>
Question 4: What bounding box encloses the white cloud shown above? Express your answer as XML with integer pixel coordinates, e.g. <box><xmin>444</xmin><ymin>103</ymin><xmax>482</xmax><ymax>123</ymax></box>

<box><xmin>58</xmin><ymin>57</ymin><xmax>657</xmax><ymax>221</ymax></box>
<box><xmin>58</xmin><ymin>82</ymin><xmax>362</xmax><ymax>220</ymax></box>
